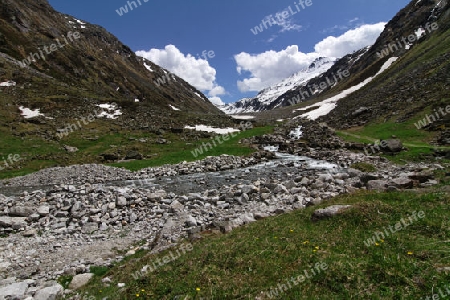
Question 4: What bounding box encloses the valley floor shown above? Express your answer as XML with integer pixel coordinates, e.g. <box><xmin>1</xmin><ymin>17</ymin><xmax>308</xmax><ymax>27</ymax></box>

<box><xmin>0</xmin><ymin>120</ymin><xmax>448</xmax><ymax>300</ymax></box>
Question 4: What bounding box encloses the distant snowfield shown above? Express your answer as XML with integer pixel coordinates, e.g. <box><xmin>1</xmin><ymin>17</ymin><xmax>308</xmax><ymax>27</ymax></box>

<box><xmin>230</xmin><ymin>115</ymin><xmax>254</xmax><ymax>120</ymax></box>
<box><xmin>295</xmin><ymin>57</ymin><xmax>398</xmax><ymax>120</ymax></box>
<box><xmin>169</xmin><ymin>105</ymin><xmax>180</xmax><ymax>111</ymax></box>
<box><xmin>19</xmin><ymin>106</ymin><xmax>44</xmax><ymax>119</ymax></box>
<box><xmin>184</xmin><ymin>125</ymin><xmax>240</xmax><ymax>134</ymax></box>
<box><xmin>221</xmin><ymin>57</ymin><xmax>336</xmax><ymax>114</ymax></box>
<box><xmin>96</xmin><ymin>103</ymin><xmax>123</xmax><ymax>119</ymax></box>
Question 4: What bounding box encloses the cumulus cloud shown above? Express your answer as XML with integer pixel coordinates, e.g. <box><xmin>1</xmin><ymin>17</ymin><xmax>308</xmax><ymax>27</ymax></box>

<box><xmin>235</xmin><ymin>23</ymin><xmax>386</xmax><ymax>92</ymax></box>
<box><xmin>136</xmin><ymin>45</ymin><xmax>226</xmax><ymax>104</ymax></box>
<box><xmin>235</xmin><ymin>45</ymin><xmax>320</xmax><ymax>92</ymax></box>
<box><xmin>315</xmin><ymin>22</ymin><xmax>386</xmax><ymax>57</ymax></box>
<box><xmin>208</xmin><ymin>97</ymin><xmax>225</xmax><ymax>106</ymax></box>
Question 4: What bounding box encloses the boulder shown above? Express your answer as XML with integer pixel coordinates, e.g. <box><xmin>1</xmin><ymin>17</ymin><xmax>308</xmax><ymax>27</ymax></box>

<box><xmin>380</xmin><ymin>139</ymin><xmax>403</xmax><ymax>153</ymax></box>
<box><xmin>125</xmin><ymin>150</ymin><xmax>143</xmax><ymax>160</ymax></box>
<box><xmin>34</xmin><ymin>284</ymin><xmax>64</xmax><ymax>300</ymax></box>
<box><xmin>68</xmin><ymin>273</ymin><xmax>94</xmax><ymax>290</ymax></box>
<box><xmin>352</xmin><ymin>107</ymin><xmax>370</xmax><ymax>117</ymax></box>
<box><xmin>0</xmin><ymin>282</ymin><xmax>28</xmax><ymax>299</ymax></box>
<box><xmin>311</xmin><ymin>205</ymin><xmax>352</xmax><ymax>221</ymax></box>
<box><xmin>0</xmin><ymin>217</ymin><xmax>27</xmax><ymax>229</ymax></box>
<box><xmin>391</xmin><ymin>178</ymin><xmax>414</xmax><ymax>189</ymax></box>
<box><xmin>37</xmin><ymin>205</ymin><xmax>50</xmax><ymax>216</ymax></box>
<box><xmin>367</xmin><ymin>180</ymin><xmax>389</xmax><ymax>191</ymax></box>
<box><xmin>101</xmin><ymin>153</ymin><xmax>119</xmax><ymax>161</ymax></box>
<box><xmin>9</xmin><ymin>206</ymin><xmax>34</xmax><ymax>217</ymax></box>
<box><xmin>63</xmin><ymin>145</ymin><xmax>79</xmax><ymax>153</ymax></box>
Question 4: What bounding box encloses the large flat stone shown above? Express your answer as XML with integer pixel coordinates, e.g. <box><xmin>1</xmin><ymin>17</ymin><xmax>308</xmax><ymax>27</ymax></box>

<box><xmin>0</xmin><ymin>217</ymin><xmax>27</xmax><ymax>229</ymax></box>
<box><xmin>34</xmin><ymin>284</ymin><xmax>63</xmax><ymax>300</ymax></box>
<box><xmin>0</xmin><ymin>282</ymin><xmax>28</xmax><ymax>298</ymax></box>
<box><xmin>9</xmin><ymin>206</ymin><xmax>34</xmax><ymax>217</ymax></box>
<box><xmin>367</xmin><ymin>180</ymin><xmax>389</xmax><ymax>191</ymax></box>
<box><xmin>391</xmin><ymin>177</ymin><xmax>414</xmax><ymax>189</ymax></box>
<box><xmin>69</xmin><ymin>273</ymin><xmax>94</xmax><ymax>290</ymax></box>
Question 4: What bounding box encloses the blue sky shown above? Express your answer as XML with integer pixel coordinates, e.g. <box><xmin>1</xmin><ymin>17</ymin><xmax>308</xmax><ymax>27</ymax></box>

<box><xmin>48</xmin><ymin>0</ymin><xmax>411</xmax><ymax>105</ymax></box>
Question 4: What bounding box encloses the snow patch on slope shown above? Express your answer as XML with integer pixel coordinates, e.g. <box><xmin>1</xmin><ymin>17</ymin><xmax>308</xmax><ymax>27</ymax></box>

<box><xmin>296</xmin><ymin>57</ymin><xmax>398</xmax><ymax>120</ymax></box>
<box><xmin>19</xmin><ymin>106</ymin><xmax>44</xmax><ymax>119</ymax></box>
<box><xmin>184</xmin><ymin>125</ymin><xmax>239</xmax><ymax>134</ymax></box>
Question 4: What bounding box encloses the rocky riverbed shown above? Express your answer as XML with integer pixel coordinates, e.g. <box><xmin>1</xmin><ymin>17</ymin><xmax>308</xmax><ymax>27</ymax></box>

<box><xmin>0</xmin><ymin>119</ymin><xmax>446</xmax><ymax>300</ymax></box>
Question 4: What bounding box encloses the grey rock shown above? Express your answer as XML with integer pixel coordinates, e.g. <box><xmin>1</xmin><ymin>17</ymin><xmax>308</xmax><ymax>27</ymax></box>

<box><xmin>22</xmin><ymin>229</ymin><xmax>37</xmax><ymax>237</ymax></box>
<box><xmin>9</xmin><ymin>206</ymin><xmax>34</xmax><ymax>217</ymax></box>
<box><xmin>0</xmin><ymin>217</ymin><xmax>27</xmax><ymax>229</ymax></box>
<box><xmin>367</xmin><ymin>180</ymin><xmax>389</xmax><ymax>191</ymax></box>
<box><xmin>63</xmin><ymin>145</ymin><xmax>79</xmax><ymax>153</ymax></box>
<box><xmin>125</xmin><ymin>150</ymin><xmax>143</xmax><ymax>160</ymax></box>
<box><xmin>380</xmin><ymin>139</ymin><xmax>403</xmax><ymax>153</ymax></box>
<box><xmin>391</xmin><ymin>178</ymin><xmax>414</xmax><ymax>189</ymax></box>
<box><xmin>273</xmin><ymin>184</ymin><xmax>288</xmax><ymax>194</ymax></box>
<box><xmin>0</xmin><ymin>282</ymin><xmax>28</xmax><ymax>299</ymax></box>
<box><xmin>311</xmin><ymin>205</ymin><xmax>353</xmax><ymax>221</ymax></box>
<box><xmin>318</xmin><ymin>174</ymin><xmax>334</xmax><ymax>183</ymax></box>
<box><xmin>0</xmin><ymin>262</ymin><xmax>11</xmax><ymax>273</ymax></box>
<box><xmin>68</xmin><ymin>273</ymin><xmax>94</xmax><ymax>290</ymax></box>
<box><xmin>116</xmin><ymin>196</ymin><xmax>127</xmax><ymax>207</ymax></box>
<box><xmin>37</xmin><ymin>206</ymin><xmax>50</xmax><ymax>216</ymax></box>
<box><xmin>33</xmin><ymin>284</ymin><xmax>63</xmax><ymax>300</ymax></box>
<box><xmin>82</xmin><ymin>222</ymin><xmax>98</xmax><ymax>233</ymax></box>
<box><xmin>99</xmin><ymin>222</ymin><xmax>108</xmax><ymax>231</ymax></box>
<box><xmin>185</xmin><ymin>215</ymin><xmax>197</xmax><ymax>227</ymax></box>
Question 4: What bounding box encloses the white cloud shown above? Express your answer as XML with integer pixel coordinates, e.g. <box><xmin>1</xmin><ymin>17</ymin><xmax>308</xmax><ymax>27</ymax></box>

<box><xmin>235</xmin><ymin>23</ymin><xmax>386</xmax><ymax>92</ymax></box>
<box><xmin>208</xmin><ymin>86</ymin><xmax>226</xmax><ymax>97</ymax></box>
<box><xmin>235</xmin><ymin>45</ymin><xmax>320</xmax><ymax>92</ymax></box>
<box><xmin>207</xmin><ymin>86</ymin><xmax>226</xmax><ymax>106</ymax></box>
<box><xmin>315</xmin><ymin>22</ymin><xmax>386</xmax><ymax>57</ymax></box>
<box><xmin>208</xmin><ymin>97</ymin><xmax>225</xmax><ymax>106</ymax></box>
<box><xmin>136</xmin><ymin>45</ymin><xmax>226</xmax><ymax>104</ymax></box>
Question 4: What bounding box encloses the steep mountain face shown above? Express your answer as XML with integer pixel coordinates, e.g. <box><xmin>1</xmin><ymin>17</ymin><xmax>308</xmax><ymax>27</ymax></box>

<box><xmin>225</xmin><ymin>0</ymin><xmax>449</xmax><ymax>138</ymax></box>
<box><xmin>221</xmin><ymin>57</ymin><xmax>336</xmax><ymax>114</ymax></box>
<box><xmin>0</xmin><ymin>0</ymin><xmax>225</xmax><ymax>131</ymax></box>
<box><xmin>321</xmin><ymin>0</ymin><xmax>450</xmax><ymax>130</ymax></box>
<box><xmin>268</xmin><ymin>0</ymin><xmax>449</xmax><ymax>131</ymax></box>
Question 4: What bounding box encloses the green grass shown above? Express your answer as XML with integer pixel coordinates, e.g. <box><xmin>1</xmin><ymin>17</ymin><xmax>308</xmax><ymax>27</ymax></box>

<box><xmin>336</xmin><ymin>111</ymin><xmax>450</xmax><ymax>163</ymax></box>
<box><xmin>350</xmin><ymin>162</ymin><xmax>377</xmax><ymax>173</ymax></box>
<box><xmin>74</xmin><ymin>185</ymin><xmax>450</xmax><ymax>299</ymax></box>
<box><xmin>0</xmin><ymin>123</ymin><xmax>274</xmax><ymax>178</ymax></box>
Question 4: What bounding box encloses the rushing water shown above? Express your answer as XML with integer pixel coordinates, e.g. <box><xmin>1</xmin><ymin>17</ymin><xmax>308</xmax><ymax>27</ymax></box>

<box><xmin>0</xmin><ymin>153</ymin><xmax>341</xmax><ymax>197</ymax></box>
<box><xmin>120</xmin><ymin>152</ymin><xmax>341</xmax><ymax>195</ymax></box>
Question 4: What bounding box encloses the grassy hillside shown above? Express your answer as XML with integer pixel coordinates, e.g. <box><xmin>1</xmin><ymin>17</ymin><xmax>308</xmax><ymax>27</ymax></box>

<box><xmin>0</xmin><ymin>125</ymin><xmax>273</xmax><ymax>179</ymax></box>
<box><xmin>336</xmin><ymin>113</ymin><xmax>450</xmax><ymax>163</ymax></box>
<box><xmin>70</xmin><ymin>177</ymin><xmax>450</xmax><ymax>299</ymax></box>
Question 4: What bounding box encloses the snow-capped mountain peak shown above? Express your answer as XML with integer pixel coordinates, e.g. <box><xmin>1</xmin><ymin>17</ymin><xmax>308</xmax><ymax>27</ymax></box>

<box><xmin>220</xmin><ymin>57</ymin><xmax>336</xmax><ymax>114</ymax></box>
